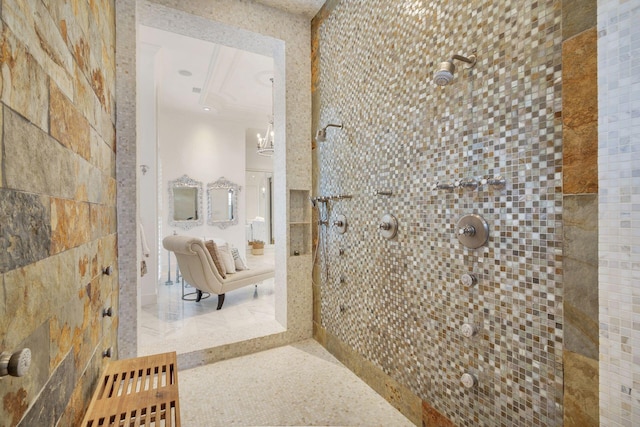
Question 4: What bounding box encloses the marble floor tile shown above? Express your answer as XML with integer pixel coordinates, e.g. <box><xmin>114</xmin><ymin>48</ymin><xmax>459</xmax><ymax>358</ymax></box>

<box><xmin>178</xmin><ymin>339</ymin><xmax>414</xmax><ymax>426</ymax></box>
<box><xmin>139</xmin><ymin>248</ymin><xmax>283</xmax><ymax>356</ymax></box>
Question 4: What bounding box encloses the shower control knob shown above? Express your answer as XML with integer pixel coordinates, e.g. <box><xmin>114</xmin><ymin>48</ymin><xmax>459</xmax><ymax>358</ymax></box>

<box><xmin>458</xmin><ymin>225</ymin><xmax>476</xmax><ymax>236</ymax></box>
<box><xmin>455</xmin><ymin>214</ymin><xmax>489</xmax><ymax>249</ymax></box>
<box><xmin>0</xmin><ymin>348</ymin><xmax>31</xmax><ymax>378</ymax></box>
<box><xmin>461</xmin><ymin>373</ymin><xmax>477</xmax><ymax>389</ymax></box>
<box><xmin>461</xmin><ymin>323</ymin><xmax>477</xmax><ymax>338</ymax></box>
<box><xmin>334</xmin><ymin>214</ymin><xmax>347</xmax><ymax>234</ymax></box>
<box><xmin>378</xmin><ymin>214</ymin><xmax>398</xmax><ymax>239</ymax></box>
<box><xmin>461</xmin><ymin>274</ymin><xmax>477</xmax><ymax>287</ymax></box>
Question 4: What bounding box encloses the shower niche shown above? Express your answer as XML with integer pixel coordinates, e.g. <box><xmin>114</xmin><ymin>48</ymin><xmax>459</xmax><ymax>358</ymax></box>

<box><xmin>289</xmin><ymin>190</ymin><xmax>311</xmax><ymax>256</ymax></box>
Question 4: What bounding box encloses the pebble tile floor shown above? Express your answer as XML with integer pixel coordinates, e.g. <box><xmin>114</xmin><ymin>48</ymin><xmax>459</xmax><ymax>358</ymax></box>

<box><xmin>178</xmin><ymin>339</ymin><xmax>414</xmax><ymax>426</ymax></box>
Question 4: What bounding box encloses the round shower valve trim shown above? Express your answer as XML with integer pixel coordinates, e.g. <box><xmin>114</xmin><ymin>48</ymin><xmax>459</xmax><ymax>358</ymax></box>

<box><xmin>461</xmin><ymin>273</ymin><xmax>477</xmax><ymax>287</ymax></box>
<box><xmin>334</xmin><ymin>214</ymin><xmax>347</xmax><ymax>234</ymax></box>
<box><xmin>461</xmin><ymin>323</ymin><xmax>477</xmax><ymax>338</ymax></box>
<box><xmin>379</xmin><ymin>214</ymin><xmax>398</xmax><ymax>239</ymax></box>
<box><xmin>461</xmin><ymin>373</ymin><xmax>477</xmax><ymax>389</ymax></box>
<box><xmin>455</xmin><ymin>214</ymin><xmax>489</xmax><ymax>249</ymax></box>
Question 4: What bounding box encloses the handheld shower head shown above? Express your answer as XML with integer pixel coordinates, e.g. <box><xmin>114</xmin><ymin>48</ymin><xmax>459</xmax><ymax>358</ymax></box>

<box><xmin>315</xmin><ymin>123</ymin><xmax>343</xmax><ymax>142</ymax></box>
<box><xmin>433</xmin><ymin>53</ymin><xmax>477</xmax><ymax>86</ymax></box>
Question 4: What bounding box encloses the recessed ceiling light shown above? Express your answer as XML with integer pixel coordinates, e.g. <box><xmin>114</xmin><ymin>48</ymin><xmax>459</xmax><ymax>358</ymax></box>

<box><xmin>178</xmin><ymin>69</ymin><xmax>192</xmax><ymax>76</ymax></box>
<box><xmin>203</xmin><ymin>107</ymin><xmax>211</xmax><ymax>111</ymax></box>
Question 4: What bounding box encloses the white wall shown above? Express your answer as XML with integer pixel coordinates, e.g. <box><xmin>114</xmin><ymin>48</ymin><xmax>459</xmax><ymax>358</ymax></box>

<box><xmin>137</xmin><ymin>43</ymin><xmax>161</xmax><ymax>306</ymax></box>
<box><xmin>158</xmin><ymin>107</ymin><xmax>250</xmax><ymax>276</ymax></box>
<box><xmin>598</xmin><ymin>0</ymin><xmax>640</xmax><ymax>425</ymax></box>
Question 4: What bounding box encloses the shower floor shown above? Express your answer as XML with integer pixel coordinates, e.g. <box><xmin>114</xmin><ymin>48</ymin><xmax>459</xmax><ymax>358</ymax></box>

<box><xmin>178</xmin><ymin>339</ymin><xmax>414</xmax><ymax>426</ymax></box>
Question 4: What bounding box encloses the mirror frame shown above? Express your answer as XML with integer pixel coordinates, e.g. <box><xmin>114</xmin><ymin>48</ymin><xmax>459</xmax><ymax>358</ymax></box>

<box><xmin>168</xmin><ymin>174</ymin><xmax>204</xmax><ymax>230</ymax></box>
<box><xmin>207</xmin><ymin>176</ymin><xmax>241</xmax><ymax>229</ymax></box>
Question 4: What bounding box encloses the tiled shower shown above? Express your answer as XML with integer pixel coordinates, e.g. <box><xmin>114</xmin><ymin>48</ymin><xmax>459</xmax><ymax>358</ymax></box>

<box><xmin>313</xmin><ymin>1</ymin><xmax>565</xmax><ymax>425</ymax></box>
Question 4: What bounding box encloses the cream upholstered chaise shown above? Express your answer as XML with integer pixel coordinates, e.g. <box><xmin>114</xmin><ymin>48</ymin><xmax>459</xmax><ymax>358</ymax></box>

<box><xmin>162</xmin><ymin>235</ymin><xmax>274</xmax><ymax>309</ymax></box>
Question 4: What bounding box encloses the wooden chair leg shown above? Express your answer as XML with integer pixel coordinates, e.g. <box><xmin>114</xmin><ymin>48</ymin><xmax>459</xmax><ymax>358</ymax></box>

<box><xmin>216</xmin><ymin>293</ymin><xmax>225</xmax><ymax>310</ymax></box>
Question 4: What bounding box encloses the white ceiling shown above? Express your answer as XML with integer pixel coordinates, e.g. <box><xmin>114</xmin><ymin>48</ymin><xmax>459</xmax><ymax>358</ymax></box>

<box><xmin>138</xmin><ymin>1</ymin><xmax>325</xmax><ymax>123</ymax></box>
<box><xmin>140</xmin><ymin>25</ymin><xmax>275</xmax><ymax>125</ymax></box>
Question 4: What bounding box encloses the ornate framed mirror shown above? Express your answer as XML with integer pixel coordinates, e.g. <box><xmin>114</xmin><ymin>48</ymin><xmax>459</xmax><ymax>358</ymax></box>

<box><xmin>168</xmin><ymin>175</ymin><xmax>203</xmax><ymax>230</ymax></box>
<box><xmin>207</xmin><ymin>177</ymin><xmax>241</xmax><ymax>229</ymax></box>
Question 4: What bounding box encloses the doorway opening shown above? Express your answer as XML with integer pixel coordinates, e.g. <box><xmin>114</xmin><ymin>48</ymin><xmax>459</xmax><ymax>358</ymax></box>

<box><xmin>135</xmin><ymin>16</ymin><xmax>286</xmax><ymax>357</ymax></box>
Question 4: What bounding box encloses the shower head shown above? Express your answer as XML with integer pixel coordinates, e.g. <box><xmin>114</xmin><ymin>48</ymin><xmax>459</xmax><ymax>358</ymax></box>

<box><xmin>315</xmin><ymin>123</ymin><xmax>343</xmax><ymax>142</ymax></box>
<box><xmin>434</xmin><ymin>61</ymin><xmax>456</xmax><ymax>86</ymax></box>
<box><xmin>433</xmin><ymin>53</ymin><xmax>477</xmax><ymax>86</ymax></box>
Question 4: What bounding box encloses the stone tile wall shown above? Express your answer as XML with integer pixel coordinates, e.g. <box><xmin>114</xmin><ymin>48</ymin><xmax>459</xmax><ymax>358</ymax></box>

<box><xmin>0</xmin><ymin>1</ymin><xmax>117</xmax><ymax>425</ymax></box>
<box><xmin>561</xmin><ymin>0</ymin><xmax>599</xmax><ymax>425</ymax></box>
<box><xmin>312</xmin><ymin>1</ymin><xmax>574</xmax><ymax>425</ymax></box>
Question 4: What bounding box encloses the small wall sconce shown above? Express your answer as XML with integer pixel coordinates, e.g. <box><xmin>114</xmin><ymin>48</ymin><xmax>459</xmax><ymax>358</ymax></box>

<box><xmin>140</xmin><ymin>165</ymin><xmax>149</xmax><ymax>175</ymax></box>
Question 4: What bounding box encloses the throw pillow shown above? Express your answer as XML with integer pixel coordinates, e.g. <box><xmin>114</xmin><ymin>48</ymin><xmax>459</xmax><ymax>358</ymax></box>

<box><xmin>217</xmin><ymin>242</ymin><xmax>237</xmax><ymax>274</ymax></box>
<box><xmin>230</xmin><ymin>247</ymin><xmax>249</xmax><ymax>271</ymax></box>
<box><xmin>204</xmin><ymin>240</ymin><xmax>226</xmax><ymax>278</ymax></box>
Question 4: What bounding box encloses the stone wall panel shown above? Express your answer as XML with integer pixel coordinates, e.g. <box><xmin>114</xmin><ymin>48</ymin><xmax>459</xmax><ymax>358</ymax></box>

<box><xmin>562</xmin><ymin>28</ymin><xmax>598</xmax><ymax>194</ymax></box>
<box><xmin>1</xmin><ymin>250</ymin><xmax>78</xmax><ymax>350</ymax></box>
<box><xmin>0</xmin><ymin>26</ymin><xmax>49</xmax><ymax>132</ymax></box>
<box><xmin>50</xmin><ymin>82</ymin><xmax>91</xmax><ymax>161</ymax></box>
<box><xmin>90</xmin><ymin>127</ymin><xmax>111</xmax><ymax>174</ymax></box>
<box><xmin>0</xmin><ymin>106</ymin><xmax>3</xmax><ymax>187</ymax></box>
<box><xmin>0</xmin><ymin>321</ymin><xmax>50</xmax><ymax>427</ymax></box>
<box><xmin>57</xmin><ymin>346</ymin><xmax>102</xmax><ymax>427</ymax></box>
<box><xmin>3</xmin><ymin>107</ymin><xmax>76</xmax><ymax>199</ymax></box>
<box><xmin>50</xmin><ymin>198</ymin><xmax>91</xmax><ymax>255</ymax></box>
<box><xmin>0</xmin><ymin>190</ymin><xmax>51</xmax><ymax>273</ymax></box>
<box><xmin>0</xmin><ymin>0</ymin><xmax>116</xmax><ymax>424</ymax></box>
<box><xmin>74</xmin><ymin>64</ymin><xmax>100</xmax><ymax>133</ymax></box>
<box><xmin>2</xmin><ymin>0</ymin><xmax>74</xmax><ymax>99</ymax></box>
<box><xmin>563</xmin><ymin>195</ymin><xmax>599</xmax><ymax>374</ymax></box>
<box><xmin>19</xmin><ymin>349</ymin><xmax>76</xmax><ymax>427</ymax></box>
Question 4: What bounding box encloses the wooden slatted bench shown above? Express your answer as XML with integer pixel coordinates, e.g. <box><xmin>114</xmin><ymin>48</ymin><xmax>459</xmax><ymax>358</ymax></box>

<box><xmin>81</xmin><ymin>351</ymin><xmax>181</xmax><ymax>427</ymax></box>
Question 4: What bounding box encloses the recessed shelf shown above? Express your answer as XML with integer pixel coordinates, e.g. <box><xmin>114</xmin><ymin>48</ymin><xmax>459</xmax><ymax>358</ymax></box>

<box><xmin>289</xmin><ymin>190</ymin><xmax>311</xmax><ymax>256</ymax></box>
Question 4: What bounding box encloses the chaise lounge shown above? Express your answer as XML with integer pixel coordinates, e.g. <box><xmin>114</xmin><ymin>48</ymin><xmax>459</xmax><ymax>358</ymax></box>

<box><xmin>162</xmin><ymin>235</ymin><xmax>274</xmax><ymax>310</ymax></box>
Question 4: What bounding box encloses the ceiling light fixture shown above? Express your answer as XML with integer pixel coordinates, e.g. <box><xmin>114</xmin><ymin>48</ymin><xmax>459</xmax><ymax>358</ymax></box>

<box><xmin>256</xmin><ymin>77</ymin><xmax>274</xmax><ymax>157</ymax></box>
<box><xmin>178</xmin><ymin>69</ymin><xmax>192</xmax><ymax>76</ymax></box>
<box><xmin>203</xmin><ymin>106</ymin><xmax>211</xmax><ymax>112</ymax></box>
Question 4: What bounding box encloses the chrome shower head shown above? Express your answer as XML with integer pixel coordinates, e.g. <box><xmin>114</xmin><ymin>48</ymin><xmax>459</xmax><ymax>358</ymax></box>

<box><xmin>316</xmin><ymin>128</ymin><xmax>327</xmax><ymax>142</ymax></box>
<box><xmin>315</xmin><ymin>123</ymin><xmax>343</xmax><ymax>142</ymax></box>
<box><xmin>433</xmin><ymin>53</ymin><xmax>477</xmax><ymax>86</ymax></box>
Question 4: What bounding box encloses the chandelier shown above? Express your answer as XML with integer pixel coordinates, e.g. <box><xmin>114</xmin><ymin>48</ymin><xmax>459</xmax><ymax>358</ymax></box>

<box><xmin>256</xmin><ymin>78</ymin><xmax>274</xmax><ymax>156</ymax></box>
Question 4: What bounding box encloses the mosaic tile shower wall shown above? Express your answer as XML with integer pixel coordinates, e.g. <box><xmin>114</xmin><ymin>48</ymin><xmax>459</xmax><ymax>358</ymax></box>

<box><xmin>314</xmin><ymin>1</ymin><xmax>563</xmax><ymax>425</ymax></box>
<box><xmin>597</xmin><ymin>0</ymin><xmax>640</xmax><ymax>425</ymax></box>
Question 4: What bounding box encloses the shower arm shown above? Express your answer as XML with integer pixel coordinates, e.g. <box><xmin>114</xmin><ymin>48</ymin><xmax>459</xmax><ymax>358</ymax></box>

<box><xmin>324</xmin><ymin>123</ymin><xmax>343</xmax><ymax>130</ymax></box>
<box><xmin>451</xmin><ymin>54</ymin><xmax>477</xmax><ymax>68</ymax></box>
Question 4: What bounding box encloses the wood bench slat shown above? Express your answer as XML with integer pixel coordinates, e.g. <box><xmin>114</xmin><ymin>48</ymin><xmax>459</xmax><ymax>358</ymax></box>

<box><xmin>82</xmin><ymin>352</ymin><xmax>180</xmax><ymax>427</ymax></box>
